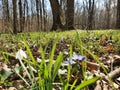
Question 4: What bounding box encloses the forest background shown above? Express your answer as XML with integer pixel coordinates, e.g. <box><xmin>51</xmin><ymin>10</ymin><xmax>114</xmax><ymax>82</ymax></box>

<box><xmin>0</xmin><ymin>0</ymin><xmax>120</xmax><ymax>34</ymax></box>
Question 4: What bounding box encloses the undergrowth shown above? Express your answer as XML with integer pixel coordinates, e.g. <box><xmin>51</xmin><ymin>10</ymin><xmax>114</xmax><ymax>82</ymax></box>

<box><xmin>0</xmin><ymin>30</ymin><xmax>119</xmax><ymax>90</ymax></box>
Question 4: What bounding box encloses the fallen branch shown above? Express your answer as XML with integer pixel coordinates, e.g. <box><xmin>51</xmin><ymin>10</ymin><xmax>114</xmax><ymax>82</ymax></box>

<box><xmin>106</xmin><ymin>67</ymin><xmax>120</xmax><ymax>79</ymax></box>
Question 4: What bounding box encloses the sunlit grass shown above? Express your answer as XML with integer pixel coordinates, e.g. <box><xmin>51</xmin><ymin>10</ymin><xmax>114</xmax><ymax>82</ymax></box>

<box><xmin>0</xmin><ymin>30</ymin><xmax>119</xmax><ymax>90</ymax></box>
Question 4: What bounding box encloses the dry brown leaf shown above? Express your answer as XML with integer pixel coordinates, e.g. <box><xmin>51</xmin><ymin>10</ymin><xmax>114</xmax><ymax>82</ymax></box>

<box><xmin>1</xmin><ymin>62</ymin><xmax>11</xmax><ymax>71</ymax></box>
<box><xmin>8</xmin><ymin>87</ymin><xmax>17</xmax><ymax>90</ymax></box>
<box><xmin>0</xmin><ymin>86</ymin><xmax>4</xmax><ymax>90</ymax></box>
<box><xmin>102</xmin><ymin>43</ymin><xmax>114</xmax><ymax>52</ymax></box>
<box><xmin>94</xmin><ymin>80</ymin><xmax>102</xmax><ymax>90</ymax></box>
<box><xmin>86</xmin><ymin>61</ymin><xmax>100</xmax><ymax>71</ymax></box>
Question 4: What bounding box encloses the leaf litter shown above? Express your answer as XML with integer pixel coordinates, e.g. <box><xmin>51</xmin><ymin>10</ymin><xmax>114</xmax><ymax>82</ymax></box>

<box><xmin>0</xmin><ymin>32</ymin><xmax>120</xmax><ymax>90</ymax></box>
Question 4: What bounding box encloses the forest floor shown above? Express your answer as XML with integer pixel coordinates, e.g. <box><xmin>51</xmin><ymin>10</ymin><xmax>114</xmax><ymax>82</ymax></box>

<box><xmin>0</xmin><ymin>30</ymin><xmax>120</xmax><ymax>90</ymax></box>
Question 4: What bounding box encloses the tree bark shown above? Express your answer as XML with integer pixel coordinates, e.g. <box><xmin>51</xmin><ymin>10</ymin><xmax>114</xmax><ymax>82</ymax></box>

<box><xmin>87</xmin><ymin>0</ymin><xmax>95</xmax><ymax>30</ymax></box>
<box><xmin>66</xmin><ymin>0</ymin><xmax>75</xmax><ymax>30</ymax></box>
<box><xmin>116</xmin><ymin>0</ymin><xmax>120</xmax><ymax>29</ymax></box>
<box><xmin>105</xmin><ymin>0</ymin><xmax>111</xmax><ymax>29</ymax></box>
<box><xmin>36</xmin><ymin>0</ymin><xmax>40</xmax><ymax>31</ymax></box>
<box><xmin>49</xmin><ymin>0</ymin><xmax>64</xmax><ymax>31</ymax></box>
<box><xmin>39</xmin><ymin>0</ymin><xmax>43</xmax><ymax>31</ymax></box>
<box><xmin>19</xmin><ymin>0</ymin><xmax>23</xmax><ymax>32</ymax></box>
<box><xmin>42</xmin><ymin>0</ymin><xmax>47</xmax><ymax>31</ymax></box>
<box><xmin>12</xmin><ymin>0</ymin><xmax>17</xmax><ymax>34</ymax></box>
<box><xmin>2</xmin><ymin>0</ymin><xmax>10</xmax><ymax>33</ymax></box>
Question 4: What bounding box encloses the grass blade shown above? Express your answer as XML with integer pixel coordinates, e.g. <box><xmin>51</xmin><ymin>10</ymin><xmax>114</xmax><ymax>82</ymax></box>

<box><xmin>53</xmin><ymin>53</ymin><xmax>63</xmax><ymax>81</ymax></box>
<box><xmin>48</xmin><ymin>39</ymin><xmax>58</xmax><ymax>78</ymax></box>
<box><xmin>75</xmin><ymin>76</ymin><xmax>100</xmax><ymax>90</ymax></box>
<box><xmin>70</xmin><ymin>79</ymin><xmax>78</xmax><ymax>90</ymax></box>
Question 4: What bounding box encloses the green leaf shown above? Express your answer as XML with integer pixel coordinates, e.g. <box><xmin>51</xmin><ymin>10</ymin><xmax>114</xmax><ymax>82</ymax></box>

<box><xmin>48</xmin><ymin>39</ymin><xmax>57</xmax><ymax>78</ymax></box>
<box><xmin>53</xmin><ymin>53</ymin><xmax>63</xmax><ymax>80</ymax></box>
<box><xmin>14</xmin><ymin>66</ymin><xmax>22</xmax><ymax>74</ymax></box>
<box><xmin>70</xmin><ymin>79</ymin><xmax>78</xmax><ymax>90</ymax></box>
<box><xmin>75</xmin><ymin>76</ymin><xmax>101</xmax><ymax>90</ymax></box>
<box><xmin>0</xmin><ymin>69</ymin><xmax>12</xmax><ymax>80</ymax></box>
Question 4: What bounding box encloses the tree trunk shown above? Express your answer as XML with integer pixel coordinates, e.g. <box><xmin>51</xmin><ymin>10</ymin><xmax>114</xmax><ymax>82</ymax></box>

<box><xmin>19</xmin><ymin>0</ymin><xmax>23</xmax><ymax>32</ymax></box>
<box><xmin>12</xmin><ymin>0</ymin><xmax>17</xmax><ymax>34</ymax></box>
<box><xmin>87</xmin><ymin>0</ymin><xmax>95</xmax><ymax>30</ymax></box>
<box><xmin>105</xmin><ymin>0</ymin><xmax>111</xmax><ymax>29</ymax></box>
<box><xmin>39</xmin><ymin>0</ymin><xmax>43</xmax><ymax>31</ymax></box>
<box><xmin>42</xmin><ymin>0</ymin><xmax>47</xmax><ymax>31</ymax></box>
<box><xmin>36</xmin><ymin>0</ymin><xmax>40</xmax><ymax>31</ymax></box>
<box><xmin>66</xmin><ymin>0</ymin><xmax>75</xmax><ymax>30</ymax></box>
<box><xmin>116</xmin><ymin>0</ymin><xmax>120</xmax><ymax>29</ymax></box>
<box><xmin>49</xmin><ymin>0</ymin><xmax>64</xmax><ymax>31</ymax></box>
<box><xmin>2</xmin><ymin>0</ymin><xmax>10</xmax><ymax>33</ymax></box>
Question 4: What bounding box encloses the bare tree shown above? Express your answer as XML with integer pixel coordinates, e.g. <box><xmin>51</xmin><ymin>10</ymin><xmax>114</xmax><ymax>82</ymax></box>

<box><xmin>39</xmin><ymin>0</ymin><xmax>43</xmax><ymax>30</ymax></box>
<box><xmin>87</xmin><ymin>0</ymin><xmax>95</xmax><ymax>30</ymax></box>
<box><xmin>49</xmin><ymin>0</ymin><xmax>64</xmax><ymax>31</ymax></box>
<box><xmin>42</xmin><ymin>0</ymin><xmax>47</xmax><ymax>31</ymax></box>
<box><xmin>116</xmin><ymin>0</ymin><xmax>120</xmax><ymax>29</ymax></box>
<box><xmin>36</xmin><ymin>0</ymin><xmax>40</xmax><ymax>31</ymax></box>
<box><xmin>18</xmin><ymin>0</ymin><xmax>23</xmax><ymax>32</ymax></box>
<box><xmin>23</xmin><ymin>0</ymin><xmax>30</xmax><ymax>32</ymax></box>
<box><xmin>66</xmin><ymin>0</ymin><xmax>75</xmax><ymax>30</ymax></box>
<box><xmin>2</xmin><ymin>0</ymin><xmax>10</xmax><ymax>33</ymax></box>
<box><xmin>12</xmin><ymin>0</ymin><xmax>17</xmax><ymax>34</ymax></box>
<box><xmin>0</xmin><ymin>0</ymin><xmax>119</xmax><ymax>32</ymax></box>
<box><xmin>105</xmin><ymin>0</ymin><xmax>111</xmax><ymax>29</ymax></box>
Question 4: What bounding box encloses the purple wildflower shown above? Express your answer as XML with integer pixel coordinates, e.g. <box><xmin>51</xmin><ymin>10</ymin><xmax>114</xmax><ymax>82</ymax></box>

<box><xmin>72</xmin><ymin>53</ymin><xmax>86</xmax><ymax>61</ymax></box>
<box><xmin>64</xmin><ymin>58</ymin><xmax>76</xmax><ymax>65</ymax></box>
<box><xmin>63</xmin><ymin>53</ymin><xmax>86</xmax><ymax>65</ymax></box>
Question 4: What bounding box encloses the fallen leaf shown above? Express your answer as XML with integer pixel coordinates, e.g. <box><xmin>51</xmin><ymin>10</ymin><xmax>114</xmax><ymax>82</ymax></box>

<box><xmin>8</xmin><ymin>87</ymin><xmax>17</xmax><ymax>90</ymax></box>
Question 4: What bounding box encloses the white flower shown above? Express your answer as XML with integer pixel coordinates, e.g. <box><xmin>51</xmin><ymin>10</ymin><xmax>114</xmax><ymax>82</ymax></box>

<box><xmin>63</xmin><ymin>51</ymin><xmax>69</xmax><ymax>55</ymax></box>
<box><xmin>58</xmin><ymin>69</ymin><xmax>67</xmax><ymax>75</ymax></box>
<box><xmin>85</xmin><ymin>71</ymin><xmax>93</xmax><ymax>80</ymax></box>
<box><xmin>16</xmin><ymin>49</ymin><xmax>27</xmax><ymax>60</ymax></box>
<box><xmin>61</xmin><ymin>63</ymin><xmax>69</xmax><ymax>67</ymax></box>
<box><xmin>37</xmin><ymin>58</ymin><xmax>42</xmax><ymax>63</ymax></box>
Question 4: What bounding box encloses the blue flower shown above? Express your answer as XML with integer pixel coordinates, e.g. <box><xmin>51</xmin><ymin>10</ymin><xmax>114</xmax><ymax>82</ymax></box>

<box><xmin>72</xmin><ymin>53</ymin><xmax>86</xmax><ymax>61</ymax></box>
<box><xmin>63</xmin><ymin>53</ymin><xmax>86</xmax><ymax>65</ymax></box>
<box><xmin>64</xmin><ymin>58</ymin><xmax>76</xmax><ymax>65</ymax></box>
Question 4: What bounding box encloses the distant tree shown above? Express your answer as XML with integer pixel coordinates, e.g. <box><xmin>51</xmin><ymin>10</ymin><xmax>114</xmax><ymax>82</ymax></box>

<box><xmin>87</xmin><ymin>0</ymin><xmax>95</xmax><ymax>30</ymax></box>
<box><xmin>40</xmin><ymin>0</ymin><xmax>43</xmax><ymax>30</ymax></box>
<box><xmin>49</xmin><ymin>0</ymin><xmax>64</xmax><ymax>31</ymax></box>
<box><xmin>105</xmin><ymin>0</ymin><xmax>111</xmax><ymax>29</ymax></box>
<box><xmin>2</xmin><ymin>0</ymin><xmax>10</xmax><ymax>32</ymax></box>
<box><xmin>36</xmin><ymin>0</ymin><xmax>40</xmax><ymax>31</ymax></box>
<box><xmin>42</xmin><ymin>0</ymin><xmax>47</xmax><ymax>31</ymax></box>
<box><xmin>12</xmin><ymin>0</ymin><xmax>17</xmax><ymax>34</ymax></box>
<box><xmin>66</xmin><ymin>0</ymin><xmax>75</xmax><ymax>30</ymax></box>
<box><xmin>18</xmin><ymin>0</ymin><xmax>23</xmax><ymax>32</ymax></box>
<box><xmin>82</xmin><ymin>1</ymin><xmax>87</xmax><ymax>29</ymax></box>
<box><xmin>23</xmin><ymin>0</ymin><xmax>30</xmax><ymax>32</ymax></box>
<box><xmin>116</xmin><ymin>0</ymin><xmax>120</xmax><ymax>29</ymax></box>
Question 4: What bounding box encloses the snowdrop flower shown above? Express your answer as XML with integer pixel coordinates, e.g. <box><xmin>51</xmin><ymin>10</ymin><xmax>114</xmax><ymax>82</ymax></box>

<box><xmin>58</xmin><ymin>69</ymin><xmax>67</xmax><ymax>75</ymax></box>
<box><xmin>72</xmin><ymin>53</ymin><xmax>86</xmax><ymax>61</ymax></box>
<box><xmin>16</xmin><ymin>49</ymin><xmax>27</xmax><ymax>60</ymax></box>
<box><xmin>37</xmin><ymin>58</ymin><xmax>42</xmax><ymax>63</ymax></box>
